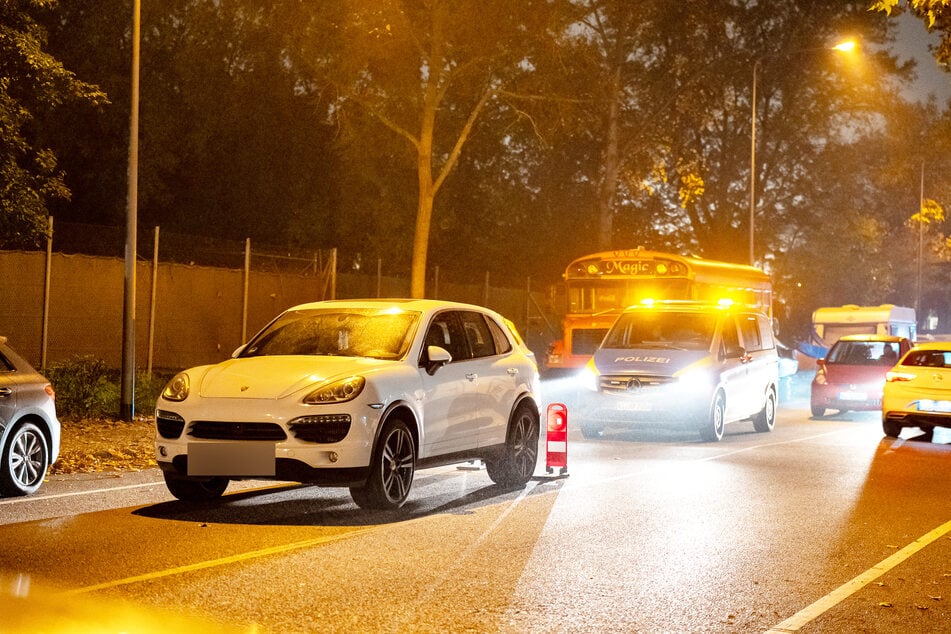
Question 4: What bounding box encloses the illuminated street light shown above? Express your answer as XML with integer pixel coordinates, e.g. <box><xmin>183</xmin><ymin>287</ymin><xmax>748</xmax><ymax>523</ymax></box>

<box><xmin>748</xmin><ymin>38</ymin><xmax>858</xmax><ymax>266</ymax></box>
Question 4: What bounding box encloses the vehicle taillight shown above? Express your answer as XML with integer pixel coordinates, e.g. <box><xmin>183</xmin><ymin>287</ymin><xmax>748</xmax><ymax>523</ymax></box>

<box><xmin>885</xmin><ymin>370</ymin><xmax>915</xmax><ymax>382</ymax></box>
<box><xmin>45</xmin><ymin>384</ymin><xmax>55</xmax><ymax>399</ymax></box>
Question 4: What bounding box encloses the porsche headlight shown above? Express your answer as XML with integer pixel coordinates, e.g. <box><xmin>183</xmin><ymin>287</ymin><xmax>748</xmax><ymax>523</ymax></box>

<box><xmin>304</xmin><ymin>376</ymin><xmax>366</xmax><ymax>404</ymax></box>
<box><xmin>161</xmin><ymin>372</ymin><xmax>190</xmax><ymax>402</ymax></box>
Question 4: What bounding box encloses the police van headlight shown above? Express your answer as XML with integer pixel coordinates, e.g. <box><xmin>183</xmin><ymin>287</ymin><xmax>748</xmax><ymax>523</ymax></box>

<box><xmin>578</xmin><ymin>361</ymin><xmax>600</xmax><ymax>392</ymax></box>
<box><xmin>675</xmin><ymin>365</ymin><xmax>713</xmax><ymax>391</ymax></box>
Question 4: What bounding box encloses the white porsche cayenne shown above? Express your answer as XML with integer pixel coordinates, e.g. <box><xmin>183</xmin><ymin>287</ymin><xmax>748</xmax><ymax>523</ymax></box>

<box><xmin>154</xmin><ymin>299</ymin><xmax>541</xmax><ymax>509</ymax></box>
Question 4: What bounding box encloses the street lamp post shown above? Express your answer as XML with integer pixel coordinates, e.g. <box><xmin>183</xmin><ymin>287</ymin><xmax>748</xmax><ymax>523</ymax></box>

<box><xmin>120</xmin><ymin>0</ymin><xmax>140</xmax><ymax>420</ymax></box>
<box><xmin>748</xmin><ymin>39</ymin><xmax>856</xmax><ymax>267</ymax></box>
<box><xmin>917</xmin><ymin>159</ymin><xmax>924</xmax><ymax>317</ymax></box>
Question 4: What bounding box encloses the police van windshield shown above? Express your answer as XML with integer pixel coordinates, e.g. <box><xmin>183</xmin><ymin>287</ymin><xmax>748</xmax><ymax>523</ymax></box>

<box><xmin>603</xmin><ymin>312</ymin><xmax>718</xmax><ymax>351</ymax></box>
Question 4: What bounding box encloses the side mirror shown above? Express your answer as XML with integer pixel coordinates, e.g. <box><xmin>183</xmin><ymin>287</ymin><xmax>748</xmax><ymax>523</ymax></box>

<box><xmin>425</xmin><ymin>345</ymin><xmax>452</xmax><ymax>376</ymax></box>
<box><xmin>723</xmin><ymin>345</ymin><xmax>747</xmax><ymax>360</ymax></box>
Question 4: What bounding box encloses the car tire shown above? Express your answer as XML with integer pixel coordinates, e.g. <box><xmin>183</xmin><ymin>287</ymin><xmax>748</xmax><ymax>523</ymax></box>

<box><xmin>753</xmin><ymin>388</ymin><xmax>777</xmax><ymax>433</ymax></box>
<box><xmin>163</xmin><ymin>472</ymin><xmax>229</xmax><ymax>502</ymax></box>
<box><xmin>485</xmin><ymin>403</ymin><xmax>539</xmax><ymax>488</ymax></box>
<box><xmin>1</xmin><ymin>422</ymin><xmax>49</xmax><ymax>496</ymax></box>
<box><xmin>882</xmin><ymin>416</ymin><xmax>902</xmax><ymax>438</ymax></box>
<box><xmin>350</xmin><ymin>417</ymin><xmax>415</xmax><ymax>510</ymax></box>
<box><xmin>699</xmin><ymin>391</ymin><xmax>725</xmax><ymax>442</ymax></box>
<box><xmin>810</xmin><ymin>404</ymin><xmax>825</xmax><ymax>418</ymax></box>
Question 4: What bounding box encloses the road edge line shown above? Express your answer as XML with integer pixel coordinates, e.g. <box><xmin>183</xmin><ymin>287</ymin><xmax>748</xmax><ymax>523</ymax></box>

<box><xmin>765</xmin><ymin>517</ymin><xmax>951</xmax><ymax>633</ymax></box>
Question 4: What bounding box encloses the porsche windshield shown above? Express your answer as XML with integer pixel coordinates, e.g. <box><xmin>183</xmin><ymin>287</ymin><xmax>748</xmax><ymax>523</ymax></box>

<box><xmin>240</xmin><ymin>308</ymin><xmax>420</xmax><ymax>360</ymax></box>
<box><xmin>603</xmin><ymin>311</ymin><xmax>718</xmax><ymax>351</ymax></box>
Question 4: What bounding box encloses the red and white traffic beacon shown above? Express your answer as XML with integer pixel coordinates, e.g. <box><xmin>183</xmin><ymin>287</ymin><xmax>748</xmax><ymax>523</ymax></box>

<box><xmin>545</xmin><ymin>403</ymin><xmax>569</xmax><ymax>477</ymax></box>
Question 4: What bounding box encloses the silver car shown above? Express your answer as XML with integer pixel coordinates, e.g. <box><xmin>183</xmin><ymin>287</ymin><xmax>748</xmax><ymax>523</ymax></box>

<box><xmin>0</xmin><ymin>337</ymin><xmax>60</xmax><ymax>496</ymax></box>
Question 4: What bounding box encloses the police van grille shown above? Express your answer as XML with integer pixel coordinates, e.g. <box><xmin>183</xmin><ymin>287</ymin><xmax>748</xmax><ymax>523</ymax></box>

<box><xmin>599</xmin><ymin>374</ymin><xmax>675</xmax><ymax>394</ymax></box>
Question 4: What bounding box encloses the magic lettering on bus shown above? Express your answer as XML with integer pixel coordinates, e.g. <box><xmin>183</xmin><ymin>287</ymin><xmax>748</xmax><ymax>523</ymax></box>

<box><xmin>600</xmin><ymin>259</ymin><xmax>656</xmax><ymax>275</ymax></box>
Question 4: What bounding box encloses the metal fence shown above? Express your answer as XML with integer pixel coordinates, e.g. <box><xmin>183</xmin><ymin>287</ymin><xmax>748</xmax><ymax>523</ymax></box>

<box><xmin>0</xmin><ymin>224</ymin><xmax>559</xmax><ymax>371</ymax></box>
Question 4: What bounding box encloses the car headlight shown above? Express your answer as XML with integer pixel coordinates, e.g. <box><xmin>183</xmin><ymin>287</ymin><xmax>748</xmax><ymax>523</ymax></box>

<box><xmin>304</xmin><ymin>376</ymin><xmax>366</xmax><ymax>404</ymax></box>
<box><xmin>675</xmin><ymin>365</ymin><xmax>713</xmax><ymax>391</ymax></box>
<box><xmin>578</xmin><ymin>362</ymin><xmax>600</xmax><ymax>392</ymax></box>
<box><xmin>161</xmin><ymin>372</ymin><xmax>190</xmax><ymax>402</ymax></box>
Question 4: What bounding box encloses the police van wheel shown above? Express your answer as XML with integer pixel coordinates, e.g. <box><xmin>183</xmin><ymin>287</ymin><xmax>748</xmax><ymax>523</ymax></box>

<box><xmin>753</xmin><ymin>389</ymin><xmax>776</xmax><ymax>433</ymax></box>
<box><xmin>699</xmin><ymin>391</ymin><xmax>725</xmax><ymax>442</ymax></box>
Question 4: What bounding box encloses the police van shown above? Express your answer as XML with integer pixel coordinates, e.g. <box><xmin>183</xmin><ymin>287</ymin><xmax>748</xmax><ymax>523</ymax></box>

<box><xmin>578</xmin><ymin>300</ymin><xmax>779</xmax><ymax>441</ymax></box>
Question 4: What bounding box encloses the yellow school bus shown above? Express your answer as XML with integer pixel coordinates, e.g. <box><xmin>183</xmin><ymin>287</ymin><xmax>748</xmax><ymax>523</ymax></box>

<box><xmin>546</xmin><ymin>248</ymin><xmax>772</xmax><ymax>371</ymax></box>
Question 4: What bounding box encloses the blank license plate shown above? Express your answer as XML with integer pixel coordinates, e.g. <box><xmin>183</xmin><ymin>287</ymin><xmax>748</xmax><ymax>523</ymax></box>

<box><xmin>616</xmin><ymin>400</ymin><xmax>652</xmax><ymax>412</ymax></box>
<box><xmin>188</xmin><ymin>442</ymin><xmax>276</xmax><ymax>476</ymax></box>
<box><xmin>918</xmin><ymin>400</ymin><xmax>951</xmax><ymax>413</ymax></box>
<box><xmin>839</xmin><ymin>391</ymin><xmax>868</xmax><ymax>401</ymax></box>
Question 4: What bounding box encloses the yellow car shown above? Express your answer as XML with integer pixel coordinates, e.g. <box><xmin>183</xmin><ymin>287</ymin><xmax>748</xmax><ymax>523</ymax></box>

<box><xmin>882</xmin><ymin>342</ymin><xmax>951</xmax><ymax>437</ymax></box>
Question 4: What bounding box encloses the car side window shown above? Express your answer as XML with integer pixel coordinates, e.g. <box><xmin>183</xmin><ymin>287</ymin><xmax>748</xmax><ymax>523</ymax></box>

<box><xmin>756</xmin><ymin>315</ymin><xmax>775</xmax><ymax>349</ymax></box>
<box><xmin>719</xmin><ymin>317</ymin><xmax>740</xmax><ymax>356</ymax></box>
<box><xmin>738</xmin><ymin>315</ymin><xmax>763</xmax><ymax>352</ymax></box>
<box><xmin>0</xmin><ymin>352</ymin><xmax>13</xmax><ymax>372</ymax></box>
<box><xmin>459</xmin><ymin>311</ymin><xmax>498</xmax><ymax>359</ymax></box>
<box><xmin>486</xmin><ymin>316</ymin><xmax>513</xmax><ymax>355</ymax></box>
<box><xmin>421</xmin><ymin>312</ymin><xmax>471</xmax><ymax>364</ymax></box>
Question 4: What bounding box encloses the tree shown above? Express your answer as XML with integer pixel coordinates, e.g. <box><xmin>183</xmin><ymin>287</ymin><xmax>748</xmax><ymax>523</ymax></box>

<box><xmin>871</xmin><ymin>0</ymin><xmax>951</xmax><ymax>65</ymax></box>
<box><xmin>0</xmin><ymin>0</ymin><xmax>105</xmax><ymax>247</ymax></box>
<box><xmin>307</xmin><ymin>0</ymin><xmax>561</xmax><ymax>298</ymax></box>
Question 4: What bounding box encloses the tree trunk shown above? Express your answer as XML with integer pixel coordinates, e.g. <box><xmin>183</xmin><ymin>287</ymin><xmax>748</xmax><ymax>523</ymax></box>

<box><xmin>597</xmin><ymin>66</ymin><xmax>622</xmax><ymax>250</ymax></box>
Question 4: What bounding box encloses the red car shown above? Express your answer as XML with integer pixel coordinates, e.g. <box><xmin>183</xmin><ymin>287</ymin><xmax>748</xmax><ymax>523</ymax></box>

<box><xmin>810</xmin><ymin>334</ymin><xmax>912</xmax><ymax>417</ymax></box>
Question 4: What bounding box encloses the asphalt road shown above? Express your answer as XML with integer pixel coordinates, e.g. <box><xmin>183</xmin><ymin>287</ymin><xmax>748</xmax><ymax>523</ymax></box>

<box><xmin>2</xmin><ymin>373</ymin><xmax>951</xmax><ymax>633</ymax></box>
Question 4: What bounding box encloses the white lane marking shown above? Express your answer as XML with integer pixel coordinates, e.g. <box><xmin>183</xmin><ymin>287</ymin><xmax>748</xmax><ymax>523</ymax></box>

<box><xmin>0</xmin><ymin>481</ymin><xmax>162</xmax><ymax>505</ymax></box>
<box><xmin>766</xmin><ymin>517</ymin><xmax>951</xmax><ymax>632</ymax></box>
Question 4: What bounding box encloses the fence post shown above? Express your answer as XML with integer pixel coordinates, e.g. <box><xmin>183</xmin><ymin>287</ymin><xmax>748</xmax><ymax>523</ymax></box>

<box><xmin>41</xmin><ymin>217</ymin><xmax>52</xmax><ymax>369</ymax></box>
<box><xmin>377</xmin><ymin>258</ymin><xmax>382</xmax><ymax>297</ymax></box>
<box><xmin>242</xmin><ymin>238</ymin><xmax>250</xmax><ymax>342</ymax></box>
<box><xmin>483</xmin><ymin>271</ymin><xmax>490</xmax><ymax>306</ymax></box>
<box><xmin>525</xmin><ymin>276</ymin><xmax>531</xmax><ymax>333</ymax></box>
<box><xmin>433</xmin><ymin>265</ymin><xmax>440</xmax><ymax>300</ymax></box>
<box><xmin>330</xmin><ymin>248</ymin><xmax>337</xmax><ymax>299</ymax></box>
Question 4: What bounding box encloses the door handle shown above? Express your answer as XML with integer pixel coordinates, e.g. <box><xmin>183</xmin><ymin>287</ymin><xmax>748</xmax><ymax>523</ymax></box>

<box><xmin>0</xmin><ymin>387</ymin><xmax>11</xmax><ymax>397</ymax></box>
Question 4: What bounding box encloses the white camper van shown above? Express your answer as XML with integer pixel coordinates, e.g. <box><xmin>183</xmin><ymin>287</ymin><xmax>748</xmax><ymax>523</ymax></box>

<box><xmin>811</xmin><ymin>305</ymin><xmax>916</xmax><ymax>351</ymax></box>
